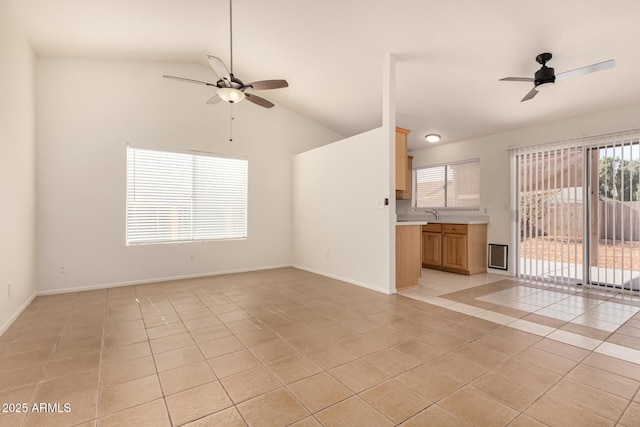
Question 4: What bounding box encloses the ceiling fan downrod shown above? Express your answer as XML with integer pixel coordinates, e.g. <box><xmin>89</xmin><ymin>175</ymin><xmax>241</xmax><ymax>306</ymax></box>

<box><xmin>229</xmin><ymin>0</ymin><xmax>234</xmax><ymax>74</ymax></box>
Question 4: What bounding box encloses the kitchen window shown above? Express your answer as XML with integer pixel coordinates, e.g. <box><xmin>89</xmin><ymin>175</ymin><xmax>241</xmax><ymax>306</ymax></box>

<box><xmin>126</xmin><ymin>146</ymin><xmax>248</xmax><ymax>245</ymax></box>
<box><xmin>414</xmin><ymin>159</ymin><xmax>480</xmax><ymax>210</ymax></box>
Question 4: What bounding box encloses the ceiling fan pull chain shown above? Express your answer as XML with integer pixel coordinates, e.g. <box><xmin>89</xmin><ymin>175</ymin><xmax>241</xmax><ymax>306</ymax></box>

<box><xmin>229</xmin><ymin>104</ymin><xmax>233</xmax><ymax>142</ymax></box>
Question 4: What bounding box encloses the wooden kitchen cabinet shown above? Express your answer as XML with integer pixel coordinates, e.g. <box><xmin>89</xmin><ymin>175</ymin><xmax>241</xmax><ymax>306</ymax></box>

<box><xmin>395</xmin><ymin>127</ymin><xmax>410</xmax><ymax>193</ymax></box>
<box><xmin>422</xmin><ymin>223</ymin><xmax>487</xmax><ymax>275</ymax></box>
<box><xmin>442</xmin><ymin>232</ymin><xmax>468</xmax><ymax>270</ymax></box>
<box><xmin>396</xmin><ymin>225</ymin><xmax>421</xmax><ymax>290</ymax></box>
<box><xmin>421</xmin><ymin>224</ymin><xmax>442</xmax><ymax>267</ymax></box>
<box><xmin>397</xmin><ymin>155</ymin><xmax>413</xmax><ymax>200</ymax></box>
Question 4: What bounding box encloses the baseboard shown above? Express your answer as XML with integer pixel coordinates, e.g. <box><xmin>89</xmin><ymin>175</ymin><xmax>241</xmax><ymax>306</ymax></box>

<box><xmin>35</xmin><ymin>264</ymin><xmax>292</xmax><ymax>296</ymax></box>
<box><xmin>0</xmin><ymin>292</ymin><xmax>36</xmax><ymax>336</ymax></box>
<box><xmin>292</xmin><ymin>264</ymin><xmax>394</xmax><ymax>295</ymax></box>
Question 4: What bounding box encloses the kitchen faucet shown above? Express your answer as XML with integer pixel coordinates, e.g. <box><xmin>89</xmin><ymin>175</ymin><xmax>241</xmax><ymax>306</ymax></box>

<box><xmin>425</xmin><ymin>208</ymin><xmax>439</xmax><ymax>220</ymax></box>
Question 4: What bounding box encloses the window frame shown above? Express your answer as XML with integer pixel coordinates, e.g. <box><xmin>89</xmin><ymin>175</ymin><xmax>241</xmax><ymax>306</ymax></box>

<box><xmin>413</xmin><ymin>158</ymin><xmax>480</xmax><ymax>211</ymax></box>
<box><xmin>126</xmin><ymin>145</ymin><xmax>248</xmax><ymax>245</ymax></box>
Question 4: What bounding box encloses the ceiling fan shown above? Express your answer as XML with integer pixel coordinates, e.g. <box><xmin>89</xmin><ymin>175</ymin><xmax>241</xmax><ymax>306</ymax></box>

<box><xmin>499</xmin><ymin>52</ymin><xmax>615</xmax><ymax>102</ymax></box>
<box><xmin>163</xmin><ymin>0</ymin><xmax>288</xmax><ymax>108</ymax></box>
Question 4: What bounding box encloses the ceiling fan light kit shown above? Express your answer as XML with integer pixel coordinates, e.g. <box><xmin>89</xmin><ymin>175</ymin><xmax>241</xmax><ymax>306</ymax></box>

<box><xmin>217</xmin><ymin>87</ymin><xmax>245</xmax><ymax>103</ymax></box>
<box><xmin>500</xmin><ymin>52</ymin><xmax>615</xmax><ymax>102</ymax></box>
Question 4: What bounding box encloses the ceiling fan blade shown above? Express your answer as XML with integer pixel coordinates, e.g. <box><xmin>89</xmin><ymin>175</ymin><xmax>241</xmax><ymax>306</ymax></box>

<box><xmin>521</xmin><ymin>87</ymin><xmax>538</xmax><ymax>102</ymax></box>
<box><xmin>245</xmin><ymin>93</ymin><xmax>275</xmax><ymax>108</ymax></box>
<box><xmin>207</xmin><ymin>55</ymin><xmax>231</xmax><ymax>86</ymax></box>
<box><xmin>499</xmin><ymin>77</ymin><xmax>535</xmax><ymax>82</ymax></box>
<box><xmin>163</xmin><ymin>75</ymin><xmax>216</xmax><ymax>86</ymax></box>
<box><xmin>247</xmin><ymin>79</ymin><xmax>289</xmax><ymax>90</ymax></box>
<box><xmin>556</xmin><ymin>59</ymin><xmax>615</xmax><ymax>81</ymax></box>
<box><xmin>206</xmin><ymin>94</ymin><xmax>222</xmax><ymax>105</ymax></box>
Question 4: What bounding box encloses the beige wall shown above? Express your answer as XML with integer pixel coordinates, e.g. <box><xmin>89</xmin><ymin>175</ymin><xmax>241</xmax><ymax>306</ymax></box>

<box><xmin>0</xmin><ymin>0</ymin><xmax>37</xmax><ymax>333</ymax></box>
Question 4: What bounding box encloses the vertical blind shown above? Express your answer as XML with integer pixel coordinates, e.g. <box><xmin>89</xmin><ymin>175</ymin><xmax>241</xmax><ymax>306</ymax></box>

<box><xmin>415</xmin><ymin>159</ymin><xmax>480</xmax><ymax>209</ymax></box>
<box><xmin>515</xmin><ymin>142</ymin><xmax>584</xmax><ymax>287</ymax></box>
<box><xmin>126</xmin><ymin>146</ymin><xmax>248</xmax><ymax>245</ymax></box>
<box><xmin>513</xmin><ymin>130</ymin><xmax>640</xmax><ymax>291</ymax></box>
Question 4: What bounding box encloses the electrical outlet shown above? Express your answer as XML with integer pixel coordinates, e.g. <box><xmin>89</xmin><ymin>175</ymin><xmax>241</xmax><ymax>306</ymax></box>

<box><xmin>189</xmin><ymin>254</ymin><xmax>195</xmax><ymax>262</ymax></box>
<box><xmin>58</xmin><ymin>264</ymin><xmax>66</xmax><ymax>274</ymax></box>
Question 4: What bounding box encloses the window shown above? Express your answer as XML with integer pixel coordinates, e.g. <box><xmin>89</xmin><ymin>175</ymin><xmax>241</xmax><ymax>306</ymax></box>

<box><xmin>414</xmin><ymin>159</ymin><xmax>480</xmax><ymax>209</ymax></box>
<box><xmin>126</xmin><ymin>146</ymin><xmax>248</xmax><ymax>245</ymax></box>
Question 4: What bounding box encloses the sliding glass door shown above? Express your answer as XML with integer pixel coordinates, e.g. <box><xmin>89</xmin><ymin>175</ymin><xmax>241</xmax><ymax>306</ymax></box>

<box><xmin>588</xmin><ymin>140</ymin><xmax>640</xmax><ymax>290</ymax></box>
<box><xmin>514</xmin><ymin>131</ymin><xmax>640</xmax><ymax>291</ymax></box>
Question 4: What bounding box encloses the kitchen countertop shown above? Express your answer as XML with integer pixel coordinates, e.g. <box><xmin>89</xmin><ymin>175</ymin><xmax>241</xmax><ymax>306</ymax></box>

<box><xmin>396</xmin><ymin>215</ymin><xmax>489</xmax><ymax>225</ymax></box>
<box><xmin>426</xmin><ymin>219</ymin><xmax>489</xmax><ymax>225</ymax></box>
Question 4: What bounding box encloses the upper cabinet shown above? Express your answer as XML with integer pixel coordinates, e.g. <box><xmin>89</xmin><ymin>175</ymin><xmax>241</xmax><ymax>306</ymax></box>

<box><xmin>395</xmin><ymin>127</ymin><xmax>411</xmax><ymax>197</ymax></box>
<box><xmin>397</xmin><ymin>155</ymin><xmax>413</xmax><ymax>200</ymax></box>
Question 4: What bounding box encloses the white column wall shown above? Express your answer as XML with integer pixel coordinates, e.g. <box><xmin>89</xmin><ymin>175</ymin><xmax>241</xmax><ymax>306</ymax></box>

<box><xmin>292</xmin><ymin>127</ymin><xmax>394</xmax><ymax>293</ymax></box>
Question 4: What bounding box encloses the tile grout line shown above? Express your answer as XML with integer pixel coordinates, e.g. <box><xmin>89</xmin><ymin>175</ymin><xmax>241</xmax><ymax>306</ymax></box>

<box><xmin>163</xmin><ymin>280</ymin><xmax>241</xmax><ymax>427</ymax></box>
<box><xmin>94</xmin><ymin>290</ymin><xmax>110</xmax><ymax>426</ymax></box>
<box><xmin>136</xmin><ymin>285</ymin><xmax>176</xmax><ymax>427</ymax></box>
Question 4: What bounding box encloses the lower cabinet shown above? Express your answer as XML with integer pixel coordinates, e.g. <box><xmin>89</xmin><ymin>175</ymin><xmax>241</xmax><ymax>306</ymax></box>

<box><xmin>442</xmin><ymin>232</ymin><xmax>468</xmax><ymax>271</ymax></box>
<box><xmin>422</xmin><ymin>231</ymin><xmax>442</xmax><ymax>267</ymax></box>
<box><xmin>422</xmin><ymin>223</ymin><xmax>487</xmax><ymax>275</ymax></box>
<box><xmin>396</xmin><ymin>225</ymin><xmax>422</xmax><ymax>290</ymax></box>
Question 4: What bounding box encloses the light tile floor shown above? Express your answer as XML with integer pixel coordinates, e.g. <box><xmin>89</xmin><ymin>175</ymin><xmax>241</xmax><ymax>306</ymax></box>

<box><xmin>1</xmin><ymin>267</ymin><xmax>640</xmax><ymax>426</ymax></box>
<box><xmin>405</xmin><ymin>269</ymin><xmax>640</xmax><ymax>358</ymax></box>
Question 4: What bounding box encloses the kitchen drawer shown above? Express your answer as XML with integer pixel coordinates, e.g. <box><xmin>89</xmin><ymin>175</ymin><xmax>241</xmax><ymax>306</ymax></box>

<box><xmin>422</xmin><ymin>224</ymin><xmax>442</xmax><ymax>233</ymax></box>
<box><xmin>443</xmin><ymin>223</ymin><xmax>468</xmax><ymax>234</ymax></box>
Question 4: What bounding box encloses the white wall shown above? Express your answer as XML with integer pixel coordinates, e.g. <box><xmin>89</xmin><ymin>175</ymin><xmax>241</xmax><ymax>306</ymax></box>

<box><xmin>292</xmin><ymin>127</ymin><xmax>394</xmax><ymax>293</ymax></box>
<box><xmin>36</xmin><ymin>58</ymin><xmax>341</xmax><ymax>294</ymax></box>
<box><xmin>0</xmin><ymin>0</ymin><xmax>36</xmax><ymax>333</ymax></box>
<box><xmin>410</xmin><ymin>103</ymin><xmax>640</xmax><ymax>275</ymax></box>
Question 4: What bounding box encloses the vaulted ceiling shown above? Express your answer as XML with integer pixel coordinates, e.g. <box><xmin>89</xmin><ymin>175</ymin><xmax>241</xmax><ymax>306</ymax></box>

<box><xmin>12</xmin><ymin>0</ymin><xmax>640</xmax><ymax>150</ymax></box>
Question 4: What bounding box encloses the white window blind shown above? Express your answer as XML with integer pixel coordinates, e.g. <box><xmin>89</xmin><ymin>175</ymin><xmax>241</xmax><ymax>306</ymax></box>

<box><xmin>415</xmin><ymin>159</ymin><xmax>480</xmax><ymax>209</ymax></box>
<box><xmin>126</xmin><ymin>146</ymin><xmax>248</xmax><ymax>245</ymax></box>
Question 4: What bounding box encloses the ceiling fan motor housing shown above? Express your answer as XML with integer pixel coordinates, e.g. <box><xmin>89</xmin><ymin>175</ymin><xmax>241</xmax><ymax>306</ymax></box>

<box><xmin>216</xmin><ymin>74</ymin><xmax>246</xmax><ymax>90</ymax></box>
<box><xmin>534</xmin><ymin>65</ymin><xmax>555</xmax><ymax>87</ymax></box>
